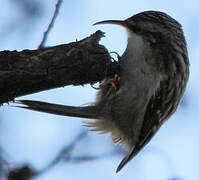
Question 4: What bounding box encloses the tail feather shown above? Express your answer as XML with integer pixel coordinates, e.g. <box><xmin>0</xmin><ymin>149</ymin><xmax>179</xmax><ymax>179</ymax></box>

<box><xmin>16</xmin><ymin>100</ymin><xmax>99</xmax><ymax>119</ymax></box>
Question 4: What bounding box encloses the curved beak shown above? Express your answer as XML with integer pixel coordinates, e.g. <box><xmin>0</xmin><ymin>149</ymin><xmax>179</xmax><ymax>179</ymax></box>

<box><xmin>93</xmin><ymin>20</ymin><xmax>127</xmax><ymax>27</ymax></box>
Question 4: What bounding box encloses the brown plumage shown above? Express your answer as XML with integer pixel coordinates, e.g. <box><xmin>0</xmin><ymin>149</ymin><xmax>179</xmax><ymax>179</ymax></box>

<box><xmin>16</xmin><ymin>11</ymin><xmax>189</xmax><ymax>172</ymax></box>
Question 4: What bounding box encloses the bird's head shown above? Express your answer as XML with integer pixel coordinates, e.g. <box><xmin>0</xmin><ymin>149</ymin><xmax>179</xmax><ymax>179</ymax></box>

<box><xmin>94</xmin><ymin>11</ymin><xmax>185</xmax><ymax>47</ymax></box>
<box><xmin>94</xmin><ymin>11</ymin><xmax>189</xmax><ymax>75</ymax></box>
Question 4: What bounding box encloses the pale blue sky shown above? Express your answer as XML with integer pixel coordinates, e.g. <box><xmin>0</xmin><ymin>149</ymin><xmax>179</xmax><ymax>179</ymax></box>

<box><xmin>0</xmin><ymin>0</ymin><xmax>199</xmax><ymax>180</ymax></box>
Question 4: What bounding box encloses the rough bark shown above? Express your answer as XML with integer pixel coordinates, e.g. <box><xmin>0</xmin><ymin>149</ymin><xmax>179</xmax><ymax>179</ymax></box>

<box><xmin>0</xmin><ymin>31</ymin><xmax>119</xmax><ymax>104</ymax></box>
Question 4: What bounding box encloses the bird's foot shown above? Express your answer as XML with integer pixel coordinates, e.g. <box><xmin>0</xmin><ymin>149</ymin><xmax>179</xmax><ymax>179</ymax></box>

<box><xmin>100</xmin><ymin>74</ymin><xmax>120</xmax><ymax>90</ymax></box>
<box><xmin>110</xmin><ymin>51</ymin><xmax>121</xmax><ymax>61</ymax></box>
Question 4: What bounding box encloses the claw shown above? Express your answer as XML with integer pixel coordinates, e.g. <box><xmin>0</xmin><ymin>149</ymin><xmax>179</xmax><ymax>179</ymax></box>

<box><xmin>110</xmin><ymin>51</ymin><xmax>121</xmax><ymax>61</ymax></box>
<box><xmin>100</xmin><ymin>74</ymin><xmax>120</xmax><ymax>90</ymax></box>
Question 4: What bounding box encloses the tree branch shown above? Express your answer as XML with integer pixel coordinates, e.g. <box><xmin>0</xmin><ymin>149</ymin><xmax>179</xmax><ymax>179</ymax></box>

<box><xmin>0</xmin><ymin>30</ymin><xmax>119</xmax><ymax>104</ymax></box>
<box><xmin>38</xmin><ymin>0</ymin><xmax>63</xmax><ymax>49</ymax></box>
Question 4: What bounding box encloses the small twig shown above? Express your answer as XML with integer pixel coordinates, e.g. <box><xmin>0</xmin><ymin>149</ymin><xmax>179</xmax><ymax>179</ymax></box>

<box><xmin>5</xmin><ymin>132</ymin><xmax>124</xmax><ymax>180</ymax></box>
<box><xmin>38</xmin><ymin>0</ymin><xmax>63</xmax><ymax>49</ymax></box>
<box><xmin>68</xmin><ymin>150</ymin><xmax>122</xmax><ymax>162</ymax></box>
<box><xmin>36</xmin><ymin>131</ymin><xmax>88</xmax><ymax>176</ymax></box>
<box><xmin>34</xmin><ymin>129</ymin><xmax>123</xmax><ymax>177</ymax></box>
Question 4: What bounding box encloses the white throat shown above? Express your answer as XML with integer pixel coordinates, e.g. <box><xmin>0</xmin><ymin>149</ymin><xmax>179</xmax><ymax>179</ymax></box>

<box><xmin>126</xmin><ymin>30</ymin><xmax>145</xmax><ymax>56</ymax></box>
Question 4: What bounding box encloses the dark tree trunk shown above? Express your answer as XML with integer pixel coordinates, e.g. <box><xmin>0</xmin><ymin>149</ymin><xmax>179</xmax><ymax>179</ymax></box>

<box><xmin>0</xmin><ymin>31</ymin><xmax>119</xmax><ymax>104</ymax></box>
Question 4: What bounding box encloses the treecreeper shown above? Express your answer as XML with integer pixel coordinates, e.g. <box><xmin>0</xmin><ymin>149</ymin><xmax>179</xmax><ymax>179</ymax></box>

<box><xmin>16</xmin><ymin>11</ymin><xmax>189</xmax><ymax>172</ymax></box>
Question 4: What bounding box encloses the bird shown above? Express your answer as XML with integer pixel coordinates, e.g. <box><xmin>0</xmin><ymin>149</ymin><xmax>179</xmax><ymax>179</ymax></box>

<box><xmin>15</xmin><ymin>11</ymin><xmax>189</xmax><ymax>173</ymax></box>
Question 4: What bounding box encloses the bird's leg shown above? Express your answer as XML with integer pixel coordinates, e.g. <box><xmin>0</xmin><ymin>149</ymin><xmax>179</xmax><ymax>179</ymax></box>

<box><xmin>98</xmin><ymin>52</ymin><xmax>121</xmax><ymax>90</ymax></box>
<box><xmin>99</xmin><ymin>74</ymin><xmax>120</xmax><ymax>90</ymax></box>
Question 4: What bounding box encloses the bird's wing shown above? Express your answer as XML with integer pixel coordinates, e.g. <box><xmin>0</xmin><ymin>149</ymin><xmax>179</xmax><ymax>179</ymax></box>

<box><xmin>116</xmin><ymin>79</ymin><xmax>179</xmax><ymax>172</ymax></box>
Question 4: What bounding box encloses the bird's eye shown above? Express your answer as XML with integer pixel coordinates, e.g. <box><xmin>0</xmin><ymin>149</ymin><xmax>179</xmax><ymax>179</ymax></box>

<box><xmin>133</xmin><ymin>26</ymin><xmax>142</xmax><ymax>34</ymax></box>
